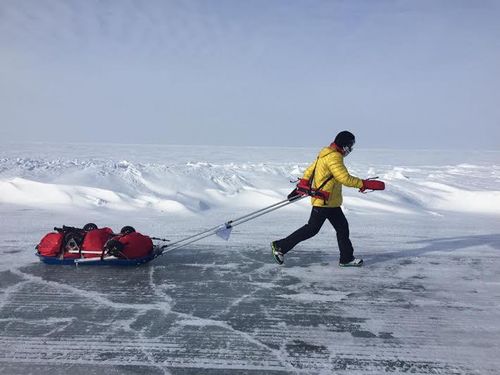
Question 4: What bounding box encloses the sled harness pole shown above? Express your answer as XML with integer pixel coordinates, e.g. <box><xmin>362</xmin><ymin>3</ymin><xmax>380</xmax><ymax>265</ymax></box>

<box><xmin>159</xmin><ymin>194</ymin><xmax>307</xmax><ymax>255</ymax></box>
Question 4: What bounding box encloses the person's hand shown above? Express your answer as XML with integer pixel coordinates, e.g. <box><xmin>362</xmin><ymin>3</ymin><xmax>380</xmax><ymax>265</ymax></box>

<box><xmin>288</xmin><ymin>178</ymin><xmax>311</xmax><ymax>200</ymax></box>
<box><xmin>296</xmin><ymin>178</ymin><xmax>311</xmax><ymax>195</ymax></box>
<box><xmin>360</xmin><ymin>179</ymin><xmax>385</xmax><ymax>193</ymax></box>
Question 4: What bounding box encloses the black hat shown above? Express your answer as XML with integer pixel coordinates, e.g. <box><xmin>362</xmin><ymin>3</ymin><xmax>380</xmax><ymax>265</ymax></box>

<box><xmin>334</xmin><ymin>131</ymin><xmax>355</xmax><ymax>148</ymax></box>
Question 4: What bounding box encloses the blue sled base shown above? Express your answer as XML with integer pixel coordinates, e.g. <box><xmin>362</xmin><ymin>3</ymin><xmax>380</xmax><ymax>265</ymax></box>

<box><xmin>36</xmin><ymin>247</ymin><xmax>162</xmax><ymax>266</ymax></box>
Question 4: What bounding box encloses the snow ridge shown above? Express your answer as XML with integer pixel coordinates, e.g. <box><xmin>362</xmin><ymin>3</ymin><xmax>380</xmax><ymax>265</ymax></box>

<box><xmin>0</xmin><ymin>145</ymin><xmax>499</xmax><ymax>216</ymax></box>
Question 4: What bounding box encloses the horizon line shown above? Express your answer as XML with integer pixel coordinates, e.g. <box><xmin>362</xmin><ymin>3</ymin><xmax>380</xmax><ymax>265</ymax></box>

<box><xmin>0</xmin><ymin>140</ymin><xmax>499</xmax><ymax>153</ymax></box>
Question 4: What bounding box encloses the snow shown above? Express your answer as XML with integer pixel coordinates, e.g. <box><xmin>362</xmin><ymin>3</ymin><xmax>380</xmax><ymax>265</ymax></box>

<box><xmin>0</xmin><ymin>143</ymin><xmax>499</xmax><ymax>374</ymax></box>
<box><xmin>1</xmin><ymin>144</ymin><xmax>499</xmax><ymax>217</ymax></box>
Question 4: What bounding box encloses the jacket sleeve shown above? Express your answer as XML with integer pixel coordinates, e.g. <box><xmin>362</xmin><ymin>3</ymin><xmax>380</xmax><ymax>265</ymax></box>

<box><xmin>327</xmin><ymin>152</ymin><xmax>363</xmax><ymax>188</ymax></box>
<box><xmin>301</xmin><ymin>160</ymin><xmax>317</xmax><ymax>180</ymax></box>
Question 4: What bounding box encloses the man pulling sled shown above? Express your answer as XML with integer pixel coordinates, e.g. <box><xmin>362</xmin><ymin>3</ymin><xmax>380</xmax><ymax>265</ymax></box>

<box><xmin>271</xmin><ymin>131</ymin><xmax>385</xmax><ymax>267</ymax></box>
<box><xmin>34</xmin><ymin>131</ymin><xmax>384</xmax><ymax>267</ymax></box>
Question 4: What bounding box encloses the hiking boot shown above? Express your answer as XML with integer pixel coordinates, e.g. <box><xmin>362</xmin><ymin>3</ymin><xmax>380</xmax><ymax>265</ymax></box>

<box><xmin>339</xmin><ymin>258</ymin><xmax>363</xmax><ymax>267</ymax></box>
<box><xmin>271</xmin><ymin>241</ymin><xmax>284</xmax><ymax>265</ymax></box>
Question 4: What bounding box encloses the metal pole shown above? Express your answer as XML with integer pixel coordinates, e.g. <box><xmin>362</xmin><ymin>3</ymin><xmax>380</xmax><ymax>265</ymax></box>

<box><xmin>165</xmin><ymin>223</ymin><xmax>224</xmax><ymax>248</ymax></box>
<box><xmin>229</xmin><ymin>196</ymin><xmax>306</xmax><ymax>228</ymax></box>
<box><xmin>159</xmin><ymin>229</ymin><xmax>225</xmax><ymax>254</ymax></box>
<box><xmin>158</xmin><ymin>194</ymin><xmax>307</xmax><ymax>255</ymax></box>
<box><xmin>163</xmin><ymin>195</ymin><xmax>301</xmax><ymax>249</ymax></box>
<box><xmin>223</xmin><ymin>196</ymin><xmax>299</xmax><ymax>226</ymax></box>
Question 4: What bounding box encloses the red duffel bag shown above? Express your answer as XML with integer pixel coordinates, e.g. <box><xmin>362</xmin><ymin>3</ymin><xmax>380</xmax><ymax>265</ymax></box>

<box><xmin>81</xmin><ymin>227</ymin><xmax>114</xmax><ymax>258</ymax></box>
<box><xmin>36</xmin><ymin>232</ymin><xmax>63</xmax><ymax>257</ymax></box>
<box><xmin>112</xmin><ymin>232</ymin><xmax>153</xmax><ymax>259</ymax></box>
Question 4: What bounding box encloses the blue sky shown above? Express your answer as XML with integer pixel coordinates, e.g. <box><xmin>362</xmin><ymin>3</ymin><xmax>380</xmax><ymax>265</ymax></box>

<box><xmin>1</xmin><ymin>0</ymin><xmax>499</xmax><ymax>149</ymax></box>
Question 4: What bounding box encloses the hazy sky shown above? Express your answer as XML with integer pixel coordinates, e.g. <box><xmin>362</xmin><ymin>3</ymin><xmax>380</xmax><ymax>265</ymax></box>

<box><xmin>1</xmin><ymin>0</ymin><xmax>499</xmax><ymax>149</ymax></box>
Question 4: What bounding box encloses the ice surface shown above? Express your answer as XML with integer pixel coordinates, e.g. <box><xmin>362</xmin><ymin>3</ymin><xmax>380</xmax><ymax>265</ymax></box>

<box><xmin>0</xmin><ymin>143</ymin><xmax>499</xmax><ymax>374</ymax></box>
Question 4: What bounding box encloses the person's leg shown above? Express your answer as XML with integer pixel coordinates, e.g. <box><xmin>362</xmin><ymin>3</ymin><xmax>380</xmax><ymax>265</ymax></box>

<box><xmin>275</xmin><ymin>207</ymin><xmax>327</xmax><ymax>254</ymax></box>
<box><xmin>326</xmin><ymin>207</ymin><xmax>355</xmax><ymax>264</ymax></box>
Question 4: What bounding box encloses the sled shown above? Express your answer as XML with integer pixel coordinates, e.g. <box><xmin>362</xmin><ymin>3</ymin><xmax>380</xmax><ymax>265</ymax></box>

<box><xmin>36</xmin><ymin>246</ymin><xmax>162</xmax><ymax>266</ymax></box>
<box><xmin>35</xmin><ymin>224</ymin><xmax>162</xmax><ymax>266</ymax></box>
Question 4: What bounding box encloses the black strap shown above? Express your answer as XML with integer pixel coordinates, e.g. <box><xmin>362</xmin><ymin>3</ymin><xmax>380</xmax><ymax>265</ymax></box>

<box><xmin>307</xmin><ymin>156</ymin><xmax>320</xmax><ymax>189</ymax></box>
<box><xmin>316</xmin><ymin>175</ymin><xmax>333</xmax><ymax>191</ymax></box>
<box><xmin>308</xmin><ymin>149</ymin><xmax>334</xmax><ymax>204</ymax></box>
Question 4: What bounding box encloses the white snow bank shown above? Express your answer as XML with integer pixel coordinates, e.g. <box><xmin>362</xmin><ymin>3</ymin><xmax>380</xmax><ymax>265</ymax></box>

<box><xmin>417</xmin><ymin>181</ymin><xmax>500</xmax><ymax>215</ymax></box>
<box><xmin>0</xmin><ymin>144</ymin><xmax>499</xmax><ymax>216</ymax></box>
<box><xmin>0</xmin><ymin>177</ymin><xmax>189</xmax><ymax>212</ymax></box>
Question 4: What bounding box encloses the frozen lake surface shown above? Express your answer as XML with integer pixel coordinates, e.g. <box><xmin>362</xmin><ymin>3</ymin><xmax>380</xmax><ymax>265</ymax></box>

<box><xmin>0</xmin><ymin>144</ymin><xmax>499</xmax><ymax>374</ymax></box>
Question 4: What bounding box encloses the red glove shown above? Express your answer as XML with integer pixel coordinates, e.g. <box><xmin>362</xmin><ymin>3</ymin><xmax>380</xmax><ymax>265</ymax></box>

<box><xmin>296</xmin><ymin>179</ymin><xmax>311</xmax><ymax>195</ymax></box>
<box><xmin>360</xmin><ymin>179</ymin><xmax>385</xmax><ymax>192</ymax></box>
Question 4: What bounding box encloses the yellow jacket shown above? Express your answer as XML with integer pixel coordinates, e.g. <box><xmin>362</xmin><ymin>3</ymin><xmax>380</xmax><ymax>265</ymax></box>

<box><xmin>302</xmin><ymin>146</ymin><xmax>363</xmax><ymax>207</ymax></box>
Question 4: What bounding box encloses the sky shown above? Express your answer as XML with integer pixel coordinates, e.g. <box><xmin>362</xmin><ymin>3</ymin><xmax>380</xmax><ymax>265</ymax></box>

<box><xmin>0</xmin><ymin>0</ymin><xmax>499</xmax><ymax>149</ymax></box>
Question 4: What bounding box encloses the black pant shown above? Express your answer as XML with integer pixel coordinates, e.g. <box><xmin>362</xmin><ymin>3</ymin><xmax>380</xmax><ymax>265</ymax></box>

<box><xmin>276</xmin><ymin>206</ymin><xmax>354</xmax><ymax>264</ymax></box>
